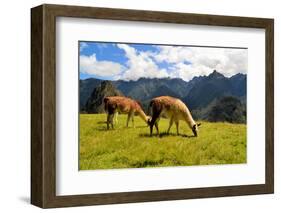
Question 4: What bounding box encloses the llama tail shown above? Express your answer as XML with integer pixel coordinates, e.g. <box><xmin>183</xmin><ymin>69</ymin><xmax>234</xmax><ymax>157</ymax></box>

<box><xmin>148</xmin><ymin>100</ymin><xmax>155</xmax><ymax>116</ymax></box>
<box><xmin>103</xmin><ymin>97</ymin><xmax>110</xmax><ymax>113</ymax></box>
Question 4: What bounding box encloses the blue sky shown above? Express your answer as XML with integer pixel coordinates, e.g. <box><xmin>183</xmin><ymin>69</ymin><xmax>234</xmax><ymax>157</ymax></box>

<box><xmin>79</xmin><ymin>41</ymin><xmax>247</xmax><ymax>82</ymax></box>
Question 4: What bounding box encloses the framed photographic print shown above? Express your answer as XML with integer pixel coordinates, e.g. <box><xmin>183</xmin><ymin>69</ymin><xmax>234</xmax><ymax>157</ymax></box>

<box><xmin>31</xmin><ymin>4</ymin><xmax>274</xmax><ymax>208</ymax></box>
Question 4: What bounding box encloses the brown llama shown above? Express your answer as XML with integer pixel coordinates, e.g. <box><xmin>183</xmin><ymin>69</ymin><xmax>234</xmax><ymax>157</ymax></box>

<box><xmin>104</xmin><ymin>96</ymin><xmax>150</xmax><ymax>129</ymax></box>
<box><xmin>148</xmin><ymin>96</ymin><xmax>201</xmax><ymax>136</ymax></box>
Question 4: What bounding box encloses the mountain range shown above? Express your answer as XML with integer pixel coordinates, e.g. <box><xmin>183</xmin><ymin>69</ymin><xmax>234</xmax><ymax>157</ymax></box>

<box><xmin>80</xmin><ymin>70</ymin><xmax>247</xmax><ymax>123</ymax></box>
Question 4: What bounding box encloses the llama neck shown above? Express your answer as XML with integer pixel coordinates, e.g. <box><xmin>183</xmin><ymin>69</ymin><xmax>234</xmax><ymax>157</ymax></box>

<box><xmin>184</xmin><ymin>108</ymin><xmax>196</xmax><ymax>129</ymax></box>
<box><xmin>137</xmin><ymin>109</ymin><xmax>149</xmax><ymax>123</ymax></box>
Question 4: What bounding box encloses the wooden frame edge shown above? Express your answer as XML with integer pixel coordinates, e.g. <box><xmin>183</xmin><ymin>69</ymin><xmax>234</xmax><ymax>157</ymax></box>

<box><xmin>31</xmin><ymin>4</ymin><xmax>274</xmax><ymax>208</ymax></box>
<box><xmin>265</xmin><ymin>19</ymin><xmax>274</xmax><ymax>194</ymax></box>
<box><xmin>31</xmin><ymin>5</ymin><xmax>44</xmax><ymax>208</ymax></box>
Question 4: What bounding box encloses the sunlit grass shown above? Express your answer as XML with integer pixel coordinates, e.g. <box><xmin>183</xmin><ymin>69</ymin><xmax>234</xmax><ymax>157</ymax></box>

<box><xmin>79</xmin><ymin>114</ymin><xmax>246</xmax><ymax>170</ymax></box>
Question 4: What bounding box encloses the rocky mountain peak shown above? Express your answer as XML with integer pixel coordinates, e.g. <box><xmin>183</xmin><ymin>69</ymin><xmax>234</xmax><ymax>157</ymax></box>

<box><xmin>85</xmin><ymin>81</ymin><xmax>123</xmax><ymax>113</ymax></box>
<box><xmin>208</xmin><ymin>70</ymin><xmax>225</xmax><ymax>79</ymax></box>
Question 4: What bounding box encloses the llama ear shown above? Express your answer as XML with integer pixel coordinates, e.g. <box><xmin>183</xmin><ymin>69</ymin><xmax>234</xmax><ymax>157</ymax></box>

<box><xmin>197</xmin><ymin>123</ymin><xmax>201</xmax><ymax>127</ymax></box>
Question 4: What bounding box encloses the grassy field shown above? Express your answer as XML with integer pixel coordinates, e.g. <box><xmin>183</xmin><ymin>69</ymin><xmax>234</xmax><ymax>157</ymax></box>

<box><xmin>79</xmin><ymin>114</ymin><xmax>246</xmax><ymax>170</ymax></box>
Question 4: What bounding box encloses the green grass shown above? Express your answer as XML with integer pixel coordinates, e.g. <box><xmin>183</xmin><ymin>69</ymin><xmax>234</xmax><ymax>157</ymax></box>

<box><xmin>79</xmin><ymin>114</ymin><xmax>246</xmax><ymax>170</ymax></box>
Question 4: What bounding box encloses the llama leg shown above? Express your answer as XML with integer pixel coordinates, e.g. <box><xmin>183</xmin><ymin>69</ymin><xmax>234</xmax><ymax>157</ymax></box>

<box><xmin>106</xmin><ymin>113</ymin><xmax>110</xmax><ymax>130</ymax></box>
<box><xmin>131</xmin><ymin>114</ymin><xmax>135</xmax><ymax>128</ymax></box>
<box><xmin>175</xmin><ymin>120</ymin><xmax>179</xmax><ymax>135</ymax></box>
<box><xmin>110</xmin><ymin>114</ymin><xmax>114</xmax><ymax>129</ymax></box>
<box><xmin>126</xmin><ymin>114</ymin><xmax>131</xmax><ymax>127</ymax></box>
<box><xmin>107</xmin><ymin>104</ymin><xmax>116</xmax><ymax>129</ymax></box>
<box><xmin>167</xmin><ymin>117</ymin><xmax>174</xmax><ymax>134</ymax></box>
<box><xmin>150</xmin><ymin>123</ymin><xmax>154</xmax><ymax>136</ymax></box>
<box><xmin>155</xmin><ymin>118</ymin><xmax>160</xmax><ymax>136</ymax></box>
<box><xmin>149</xmin><ymin>117</ymin><xmax>158</xmax><ymax>136</ymax></box>
<box><xmin>150</xmin><ymin>104</ymin><xmax>162</xmax><ymax>136</ymax></box>
<box><xmin>114</xmin><ymin>112</ymin><xmax>118</xmax><ymax>124</ymax></box>
<box><xmin>107</xmin><ymin>113</ymin><xmax>114</xmax><ymax>129</ymax></box>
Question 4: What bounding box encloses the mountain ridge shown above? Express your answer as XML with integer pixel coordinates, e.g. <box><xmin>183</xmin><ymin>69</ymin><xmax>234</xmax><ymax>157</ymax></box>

<box><xmin>80</xmin><ymin>70</ymin><xmax>246</xmax><ymax>121</ymax></box>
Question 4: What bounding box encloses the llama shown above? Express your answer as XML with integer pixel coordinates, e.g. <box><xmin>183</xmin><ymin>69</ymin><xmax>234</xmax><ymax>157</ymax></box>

<box><xmin>104</xmin><ymin>96</ymin><xmax>150</xmax><ymax>129</ymax></box>
<box><xmin>148</xmin><ymin>96</ymin><xmax>201</xmax><ymax>136</ymax></box>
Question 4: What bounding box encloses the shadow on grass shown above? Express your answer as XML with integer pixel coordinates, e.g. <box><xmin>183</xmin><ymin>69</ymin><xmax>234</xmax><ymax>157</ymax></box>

<box><xmin>95</xmin><ymin>126</ymin><xmax>108</xmax><ymax>131</ymax></box>
<box><xmin>139</xmin><ymin>132</ymin><xmax>196</xmax><ymax>138</ymax></box>
<box><xmin>96</xmin><ymin>125</ymin><xmax>148</xmax><ymax>131</ymax></box>
<box><xmin>96</xmin><ymin>121</ymin><xmax>107</xmax><ymax>124</ymax></box>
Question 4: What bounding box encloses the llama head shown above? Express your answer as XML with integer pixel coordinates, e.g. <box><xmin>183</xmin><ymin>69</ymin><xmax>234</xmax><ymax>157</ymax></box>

<box><xmin>192</xmin><ymin>123</ymin><xmax>201</xmax><ymax>137</ymax></box>
<box><xmin>146</xmin><ymin>116</ymin><xmax>152</xmax><ymax>126</ymax></box>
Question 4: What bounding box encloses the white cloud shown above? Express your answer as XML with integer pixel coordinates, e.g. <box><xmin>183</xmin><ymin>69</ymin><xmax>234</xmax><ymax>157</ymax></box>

<box><xmin>80</xmin><ymin>43</ymin><xmax>247</xmax><ymax>82</ymax></box>
<box><xmin>96</xmin><ymin>43</ymin><xmax>108</xmax><ymax>49</ymax></box>
<box><xmin>169</xmin><ymin>63</ymin><xmax>213</xmax><ymax>81</ymax></box>
<box><xmin>79</xmin><ymin>42</ymin><xmax>89</xmax><ymax>52</ymax></box>
<box><xmin>80</xmin><ymin>54</ymin><xmax>124</xmax><ymax>78</ymax></box>
<box><xmin>116</xmin><ymin>44</ymin><xmax>169</xmax><ymax>80</ymax></box>
<box><xmin>114</xmin><ymin>44</ymin><xmax>247</xmax><ymax>81</ymax></box>
<box><xmin>153</xmin><ymin>46</ymin><xmax>247</xmax><ymax>81</ymax></box>
<box><xmin>153</xmin><ymin>46</ymin><xmax>194</xmax><ymax>64</ymax></box>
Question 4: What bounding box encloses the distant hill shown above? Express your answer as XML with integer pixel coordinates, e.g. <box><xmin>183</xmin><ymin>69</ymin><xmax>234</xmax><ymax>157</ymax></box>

<box><xmin>80</xmin><ymin>78</ymin><xmax>102</xmax><ymax>109</ymax></box>
<box><xmin>229</xmin><ymin>73</ymin><xmax>247</xmax><ymax>104</ymax></box>
<box><xmin>80</xmin><ymin>77</ymin><xmax>191</xmax><ymax>110</ymax></box>
<box><xmin>80</xmin><ymin>70</ymin><xmax>247</xmax><ymax>123</ymax></box>
<box><xmin>207</xmin><ymin>96</ymin><xmax>246</xmax><ymax>123</ymax></box>
<box><xmin>114</xmin><ymin>77</ymin><xmax>190</xmax><ymax>101</ymax></box>
<box><xmin>183</xmin><ymin>70</ymin><xmax>246</xmax><ymax>109</ymax></box>
<box><xmin>84</xmin><ymin>81</ymin><xmax>123</xmax><ymax>113</ymax></box>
